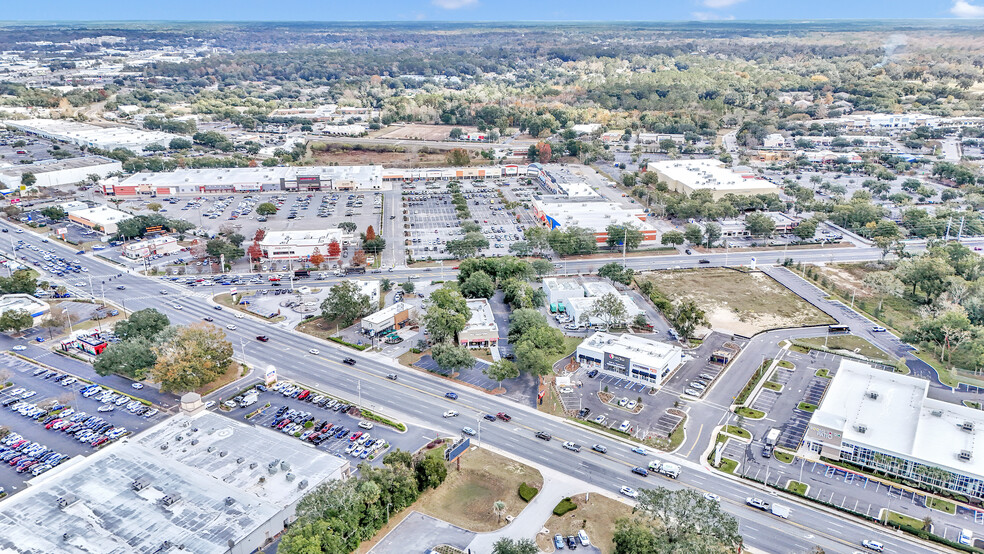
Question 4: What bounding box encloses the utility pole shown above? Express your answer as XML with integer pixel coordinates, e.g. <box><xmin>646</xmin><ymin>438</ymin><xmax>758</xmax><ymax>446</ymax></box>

<box><xmin>622</xmin><ymin>226</ymin><xmax>627</xmax><ymax>268</ymax></box>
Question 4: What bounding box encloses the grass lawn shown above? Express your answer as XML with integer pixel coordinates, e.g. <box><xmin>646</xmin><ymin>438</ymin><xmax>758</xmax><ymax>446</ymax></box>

<box><xmin>639</xmin><ymin>268</ymin><xmax>835</xmax><ymax>336</ymax></box>
<box><xmin>553</xmin><ymin>336</ymin><xmax>583</xmax><ymax>365</ymax></box>
<box><xmin>793</xmin><ymin>336</ymin><xmax>894</xmax><ymax>363</ymax></box>
<box><xmin>774</xmin><ymin>449</ymin><xmax>794</xmax><ymax>464</ymax></box>
<box><xmin>533</xmin><ymin>492</ymin><xmax>633</xmax><ymax>554</ymax></box>
<box><xmin>736</xmin><ymin>407</ymin><xmax>765</xmax><ymax>419</ymax></box>
<box><xmin>398</xmin><ymin>349</ymin><xmax>426</xmax><ymax>368</ymax></box>
<box><xmin>815</xmin><ymin>368</ymin><xmax>831</xmax><ymax>378</ymax></box>
<box><xmin>416</xmin><ymin>447</ymin><xmax>543</xmax><ymax>532</ymax></box>
<box><xmin>964</xmin><ymin>400</ymin><xmax>981</xmax><ymax>409</ymax></box>
<box><xmin>296</xmin><ymin>316</ymin><xmax>346</xmax><ymax>341</ymax></box>
<box><xmin>716</xmin><ymin>457</ymin><xmax>738</xmax><ymax>474</ymax></box>
<box><xmin>470</xmin><ymin>349</ymin><xmax>494</xmax><ymax>363</ymax></box>
<box><xmin>797</xmin><ymin>402</ymin><xmax>817</xmax><ymax>412</ymax></box>
<box><xmin>724</xmin><ymin>425</ymin><xmax>751</xmax><ymax>440</ymax></box>
<box><xmin>787</xmin><ymin>480</ymin><xmax>808</xmax><ymax>495</ymax></box>
<box><xmin>777</xmin><ymin>360</ymin><xmax>794</xmax><ymax>369</ymax></box>
<box><xmin>927</xmin><ymin>496</ymin><xmax>957</xmax><ymax>515</ymax></box>
<box><xmin>762</xmin><ymin>381</ymin><xmax>782</xmax><ymax>392</ymax></box>
<box><xmin>538</xmin><ymin>375</ymin><xmax>569</xmax><ymax>418</ymax></box>
<box><xmin>885</xmin><ymin>510</ymin><xmax>924</xmax><ymax>528</ymax></box>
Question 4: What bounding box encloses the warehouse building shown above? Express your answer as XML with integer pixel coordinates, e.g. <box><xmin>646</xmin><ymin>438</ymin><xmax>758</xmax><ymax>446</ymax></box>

<box><xmin>0</xmin><ymin>294</ymin><xmax>50</xmax><ymax>325</ymax></box>
<box><xmin>531</xmin><ymin>199</ymin><xmax>658</xmax><ymax>245</ymax></box>
<box><xmin>541</xmin><ymin>278</ymin><xmax>643</xmax><ymax>328</ymax></box>
<box><xmin>259</xmin><ymin>229</ymin><xmax>348</xmax><ymax>261</ymax></box>
<box><xmin>0</xmin><ymin>156</ymin><xmax>121</xmax><ymax>189</ymax></box>
<box><xmin>576</xmin><ymin>332</ymin><xmax>683</xmax><ymax>387</ymax></box>
<box><xmin>0</xmin><ymin>410</ymin><xmax>350</xmax><ymax>554</ymax></box>
<box><xmin>67</xmin><ymin>205</ymin><xmax>132</xmax><ymax>235</ymax></box>
<box><xmin>5</xmin><ymin>119</ymin><xmax>183</xmax><ymax>154</ymax></box>
<box><xmin>807</xmin><ymin>360</ymin><xmax>984</xmax><ymax>499</ymax></box>
<box><xmin>361</xmin><ymin>302</ymin><xmax>412</xmax><ymax>336</ymax></box>
<box><xmin>459</xmin><ymin>299</ymin><xmax>499</xmax><ymax>349</ymax></box>
<box><xmin>649</xmin><ymin>159</ymin><xmax>781</xmax><ymax>200</ymax></box>
<box><xmin>106</xmin><ymin>166</ymin><xmax>386</xmax><ymax>196</ymax></box>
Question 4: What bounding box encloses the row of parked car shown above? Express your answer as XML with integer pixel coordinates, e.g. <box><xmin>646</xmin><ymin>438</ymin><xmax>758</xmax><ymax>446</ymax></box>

<box><xmin>80</xmin><ymin>384</ymin><xmax>158</xmax><ymax>418</ymax></box>
<box><xmin>683</xmin><ymin>372</ymin><xmax>718</xmax><ymax>397</ymax></box>
<box><xmin>268</xmin><ymin>405</ymin><xmax>388</xmax><ymax>459</ymax></box>
<box><xmin>0</xmin><ymin>432</ymin><xmax>70</xmax><ymax>477</ymax></box>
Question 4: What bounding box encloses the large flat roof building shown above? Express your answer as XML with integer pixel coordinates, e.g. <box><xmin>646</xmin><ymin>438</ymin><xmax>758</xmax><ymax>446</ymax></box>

<box><xmin>259</xmin><ymin>229</ymin><xmax>348</xmax><ymax>261</ymax></box>
<box><xmin>5</xmin><ymin>119</ymin><xmax>183</xmax><ymax>154</ymax></box>
<box><xmin>576</xmin><ymin>331</ymin><xmax>683</xmax><ymax>387</ymax></box>
<box><xmin>808</xmin><ymin>360</ymin><xmax>984</xmax><ymax>499</ymax></box>
<box><xmin>0</xmin><ymin>156</ymin><xmax>121</xmax><ymax>189</ymax></box>
<box><xmin>66</xmin><ymin>205</ymin><xmax>133</xmax><ymax>235</ymax></box>
<box><xmin>0</xmin><ymin>293</ymin><xmax>50</xmax><ymax>325</ymax></box>
<box><xmin>0</xmin><ymin>411</ymin><xmax>349</xmax><ymax>554</ymax></box>
<box><xmin>107</xmin><ymin>165</ymin><xmax>386</xmax><ymax>196</ymax></box>
<box><xmin>649</xmin><ymin>159</ymin><xmax>781</xmax><ymax>200</ymax></box>
<box><xmin>531</xmin><ymin>200</ymin><xmax>658</xmax><ymax>244</ymax></box>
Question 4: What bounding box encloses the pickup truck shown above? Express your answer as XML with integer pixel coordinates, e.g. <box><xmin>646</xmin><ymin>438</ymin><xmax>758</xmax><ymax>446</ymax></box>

<box><xmin>746</xmin><ymin>497</ymin><xmax>769</xmax><ymax>510</ymax></box>
<box><xmin>562</xmin><ymin>441</ymin><xmax>581</xmax><ymax>452</ymax></box>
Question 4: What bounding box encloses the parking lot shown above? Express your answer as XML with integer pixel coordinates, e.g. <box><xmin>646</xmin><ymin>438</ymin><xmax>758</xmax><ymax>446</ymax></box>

<box><xmin>401</xmin><ymin>181</ymin><xmax>528</xmax><ymax>261</ymax></box>
<box><xmin>216</xmin><ymin>381</ymin><xmax>429</xmax><ymax>467</ymax></box>
<box><xmin>0</xmin><ymin>353</ymin><xmax>163</xmax><ymax>496</ymax></box>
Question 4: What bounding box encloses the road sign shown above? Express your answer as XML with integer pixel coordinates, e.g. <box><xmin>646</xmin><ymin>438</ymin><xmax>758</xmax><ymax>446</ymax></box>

<box><xmin>444</xmin><ymin>436</ymin><xmax>470</xmax><ymax>462</ymax></box>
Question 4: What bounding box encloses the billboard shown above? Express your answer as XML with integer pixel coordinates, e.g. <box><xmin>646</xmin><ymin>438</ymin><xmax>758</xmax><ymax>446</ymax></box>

<box><xmin>444</xmin><ymin>436</ymin><xmax>470</xmax><ymax>462</ymax></box>
<box><xmin>264</xmin><ymin>365</ymin><xmax>277</xmax><ymax>385</ymax></box>
<box><xmin>604</xmin><ymin>352</ymin><xmax>630</xmax><ymax>376</ymax></box>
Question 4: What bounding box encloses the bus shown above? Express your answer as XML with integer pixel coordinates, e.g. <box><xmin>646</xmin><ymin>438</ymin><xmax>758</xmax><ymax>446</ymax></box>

<box><xmin>827</xmin><ymin>324</ymin><xmax>850</xmax><ymax>334</ymax></box>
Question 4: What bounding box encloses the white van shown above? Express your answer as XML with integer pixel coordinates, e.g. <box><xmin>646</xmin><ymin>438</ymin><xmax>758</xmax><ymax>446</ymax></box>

<box><xmin>618</xmin><ymin>420</ymin><xmax>631</xmax><ymax>433</ymax></box>
<box><xmin>959</xmin><ymin>529</ymin><xmax>973</xmax><ymax>546</ymax></box>
<box><xmin>577</xmin><ymin>530</ymin><xmax>590</xmax><ymax>546</ymax></box>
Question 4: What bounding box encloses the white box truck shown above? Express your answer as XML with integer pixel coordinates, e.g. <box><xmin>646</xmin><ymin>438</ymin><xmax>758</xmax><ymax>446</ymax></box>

<box><xmin>763</xmin><ymin>428</ymin><xmax>780</xmax><ymax>458</ymax></box>
<box><xmin>239</xmin><ymin>391</ymin><xmax>259</xmax><ymax>408</ymax></box>
<box><xmin>771</xmin><ymin>504</ymin><xmax>790</xmax><ymax>519</ymax></box>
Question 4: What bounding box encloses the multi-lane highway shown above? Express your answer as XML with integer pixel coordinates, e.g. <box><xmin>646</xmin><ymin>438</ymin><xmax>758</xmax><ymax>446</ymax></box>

<box><xmin>0</xmin><ymin>222</ymin><xmax>953</xmax><ymax>553</ymax></box>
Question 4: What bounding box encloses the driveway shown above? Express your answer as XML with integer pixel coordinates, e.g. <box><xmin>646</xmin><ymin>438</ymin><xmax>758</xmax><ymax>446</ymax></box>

<box><xmin>370</xmin><ymin>511</ymin><xmax>474</xmax><ymax>554</ymax></box>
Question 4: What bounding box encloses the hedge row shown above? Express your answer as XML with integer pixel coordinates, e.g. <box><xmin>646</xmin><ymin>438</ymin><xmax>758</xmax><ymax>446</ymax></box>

<box><xmin>328</xmin><ymin>336</ymin><xmax>369</xmax><ymax>351</ymax></box>
<box><xmin>735</xmin><ymin>359</ymin><xmax>771</xmax><ymax>405</ymax></box>
<box><xmin>553</xmin><ymin>498</ymin><xmax>577</xmax><ymax>516</ymax></box>
<box><xmin>519</xmin><ymin>482</ymin><xmax>538</xmax><ymax>503</ymax></box>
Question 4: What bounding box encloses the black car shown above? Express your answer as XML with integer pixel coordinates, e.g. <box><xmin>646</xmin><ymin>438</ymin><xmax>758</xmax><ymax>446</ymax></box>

<box><xmin>203</xmin><ymin>316</ymin><xmax>214</xmax><ymax>322</ymax></box>
<box><xmin>577</xmin><ymin>407</ymin><xmax>591</xmax><ymax>418</ymax></box>
<box><xmin>567</xmin><ymin>535</ymin><xmax>578</xmax><ymax>550</ymax></box>
<box><xmin>698</xmin><ymin>259</ymin><xmax>711</xmax><ymax>264</ymax></box>
<box><xmin>483</xmin><ymin>414</ymin><xmax>496</xmax><ymax>422</ymax></box>
<box><xmin>342</xmin><ymin>358</ymin><xmax>356</xmax><ymax>365</ymax></box>
<box><xmin>256</xmin><ymin>336</ymin><xmax>269</xmax><ymax>342</ymax></box>
<box><xmin>631</xmin><ymin>466</ymin><xmax>649</xmax><ymax>477</ymax></box>
<box><xmin>535</xmin><ymin>431</ymin><xmax>552</xmax><ymax>441</ymax></box>
<box><xmin>586</xmin><ymin>369</ymin><xmax>598</xmax><ymax>378</ymax></box>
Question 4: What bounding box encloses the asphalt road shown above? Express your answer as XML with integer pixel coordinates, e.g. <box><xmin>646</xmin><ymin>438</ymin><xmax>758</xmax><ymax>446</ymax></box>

<box><xmin>0</xmin><ymin>220</ymin><xmax>957</xmax><ymax>554</ymax></box>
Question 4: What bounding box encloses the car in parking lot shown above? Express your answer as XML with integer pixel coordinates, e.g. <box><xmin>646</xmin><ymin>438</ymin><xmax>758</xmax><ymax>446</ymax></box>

<box><xmin>553</xmin><ymin>534</ymin><xmax>565</xmax><ymax>550</ymax></box>
<box><xmin>586</xmin><ymin>369</ymin><xmax>598</xmax><ymax>378</ymax></box>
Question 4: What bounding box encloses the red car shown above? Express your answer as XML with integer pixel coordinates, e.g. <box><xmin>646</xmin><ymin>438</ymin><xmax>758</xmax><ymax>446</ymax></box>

<box><xmin>256</xmin><ymin>336</ymin><xmax>269</xmax><ymax>342</ymax></box>
<box><xmin>349</xmin><ymin>431</ymin><xmax>363</xmax><ymax>441</ymax></box>
<box><xmin>269</xmin><ymin>277</ymin><xmax>280</xmax><ymax>282</ymax></box>
<box><xmin>496</xmin><ymin>412</ymin><xmax>512</xmax><ymax>422</ymax></box>
<box><xmin>297</xmin><ymin>390</ymin><xmax>310</xmax><ymax>400</ymax></box>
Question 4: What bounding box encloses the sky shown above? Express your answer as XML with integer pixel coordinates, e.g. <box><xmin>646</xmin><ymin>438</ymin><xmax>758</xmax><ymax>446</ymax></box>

<box><xmin>1</xmin><ymin>0</ymin><xmax>983</xmax><ymax>22</ymax></box>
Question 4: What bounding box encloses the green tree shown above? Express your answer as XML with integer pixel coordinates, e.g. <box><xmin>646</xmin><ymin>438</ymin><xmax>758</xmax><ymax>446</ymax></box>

<box><xmin>113</xmin><ymin>308</ymin><xmax>170</xmax><ymax>341</ymax></box>
<box><xmin>151</xmin><ymin>323</ymin><xmax>234</xmax><ymax>393</ymax></box>
<box><xmin>432</xmin><ymin>342</ymin><xmax>474</xmax><ymax>372</ymax></box>
<box><xmin>863</xmin><ymin>271</ymin><xmax>904</xmax><ymax>311</ymax></box>
<box><xmin>598</xmin><ymin>262</ymin><xmax>634</xmax><ymax>285</ymax></box>
<box><xmin>40</xmin><ymin>206</ymin><xmax>67</xmax><ymax>220</ymax></box>
<box><xmin>228</xmin><ymin>233</ymin><xmax>246</xmax><ymax>247</ymax></box>
<box><xmin>586</xmin><ymin>292</ymin><xmax>629</xmax><ymax>328</ymax></box>
<box><xmin>146</xmin><ymin>202</ymin><xmax>163</xmax><ymax>213</ymax></box>
<box><xmin>683</xmin><ymin>223</ymin><xmax>703</xmax><ymax>245</ymax></box>
<box><xmin>446</xmin><ymin>148</ymin><xmax>470</xmax><ymax>166</ymax></box>
<box><xmin>703</xmin><ymin>222</ymin><xmax>722</xmax><ymax>247</ymax></box>
<box><xmin>793</xmin><ymin>218</ymin><xmax>820</xmax><ymax>240</ymax></box>
<box><xmin>484</xmin><ymin>359</ymin><xmax>519</xmax><ymax>387</ymax></box>
<box><xmin>508</xmin><ymin>240</ymin><xmax>532</xmax><ymax>257</ymax></box>
<box><xmin>530</xmin><ymin>258</ymin><xmax>554</xmax><ymax>278</ymax></box>
<box><xmin>339</xmin><ymin>221</ymin><xmax>358</xmax><ymax>233</ymax></box>
<box><xmin>362</xmin><ymin>236</ymin><xmax>386</xmax><ymax>255</ymax></box>
<box><xmin>0</xmin><ymin>270</ymin><xmax>38</xmax><ymax>295</ymax></box>
<box><xmin>660</xmin><ymin>231</ymin><xmax>685</xmax><ymax>246</ymax></box>
<box><xmin>0</xmin><ymin>309</ymin><xmax>33</xmax><ymax>333</ymax></box>
<box><xmin>523</xmin><ymin>226</ymin><xmax>550</xmax><ymax>254</ymax></box>
<box><xmin>460</xmin><ymin>270</ymin><xmax>495</xmax><ymax>299</ymax></box>
<box><xmin>20</xmin><ymin>173</ymin><xmax>36</xmax><ymax>188</ymax></box>
<box><xmin>894</xmin><ymin>255</ymin><xmax>955</xmax><ymax>302</ymax></box>
<box><xmin>169</xmin><ymin>137</ymin><xmax>193</xmax><ymax>150</ymax></box>
<box><xmin>320</xmin><ymin>281</ymin><xmax>372</xmax><ymax>327</ymax></box>
<box><xmin>605</xmin><ymin>223</ymin><xmax>644</xmax><ymax>251</ymax></box>
<box><xmin>615</xmin><ymin>487</ymin><xmax>741</xmax><ymax>554</ymax></box>
<box><xmin>399</xmin><ymin>281</ymin><xmax>415</xmax><ymax>294</ymax></box>
<box><xmin>671</xmin><ymin>299</ymin><xmax>708</xmax><ymax>339</ymax></box>
<box><xmin>492</xmin><ymin>538</ymin><xmax>538</xmax><ymax>554</ymax></box>
<box><xmin>93</xmin><ymin>337</ymin><xmax>158</xmax><ymax>379</ymax></box>
<box><xmin>414</xmin><ymin>455</ymin><xmax>448</xmax><ymax>490</ymax></box>
<box><xmin>256</xmin><ymin>202</ymin><xmax>278</xmax><ymax>216</ymax></box>
<box><xmin>745</xmin><ymin>212</ymin><xmax>776</xmax><ymax>236</ymax></box>
<box><xmin>514</xmin><ymin>340</ymin><xmax>552</xmax><ymax>377</ymax></box>
<box><xmin>424</xmin><ymin>307</ymin><xmax>468</xmax><ymax>344</ymax></box>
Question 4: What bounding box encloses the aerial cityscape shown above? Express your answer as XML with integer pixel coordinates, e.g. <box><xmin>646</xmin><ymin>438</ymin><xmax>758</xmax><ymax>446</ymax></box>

<box><xmin>0</xmin><ymin>4</ymin><xmax>983</xmax><ymax>554</ymax></box>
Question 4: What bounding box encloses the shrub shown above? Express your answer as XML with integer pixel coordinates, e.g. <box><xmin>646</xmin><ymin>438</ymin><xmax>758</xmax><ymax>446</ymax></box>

<box><xmin>553</xmin><ymin>497</ymin><xmax>577</xmax><ymax>516</ymax></box>
<box><xmin>519</xmin><ymin>482</ymin><xmax>539</xmax><ymax>502</ymax></box>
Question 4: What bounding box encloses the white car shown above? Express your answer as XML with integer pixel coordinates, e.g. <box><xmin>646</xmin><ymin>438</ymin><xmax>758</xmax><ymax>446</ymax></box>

<box><xmin>861</xmin><ymin>540</ymin><xmax>884</xmax><ymax>552</ymax></box>
<box><xmin>131</xmin><ymin>383</ymin><xmax>144</xmax><ymax>390</ymax></box>
<box><xmin>309</xmin><ymin>348</ymin><xmax>320</xmax><ymax>355</ymax></box>
<box><xmin>234</xmin><ymin>312</ymin><xmax>245</xmax><ymax>319</ymax></box>
<box><xmin>204</xmin><ymin>401</ymin><xmax>216</xmax><ymax>409</ymax></box>
<box><xmin>443</xmin><ymin>410</ymin><xmax>459</xmax><ymax>418</ymax></box>
<box><xmin>11</xmin><ymin>345</ymin><xmax>26</xmax><ymax>351</ymax></box>
<box><xmin>173</xmin><ymin>304</ymin><xmax>183</xmax><ymax>310</ymax></box>
<box><xmin>703</xmin><ymin>492</ymin><xmax>721</xmax><ymax>502</ymax></box>
<box><xmin>462</xmin><ymin>427</ymin><xmax>477</xmax><ymax>436</ymax></box>
<box><xmin>226</xmin><ymin>324</ymin><xmax>237</xmax><ymax>330</ymax></box>
<box><xmin>871</xmin><ymin>326</ymin><xmax>886</xmax><ymax>332</ymax></box>
<box><xmin>620</xmin><ymin>486</ymin><xmax>639</xmax><ymax>498</ymax></box>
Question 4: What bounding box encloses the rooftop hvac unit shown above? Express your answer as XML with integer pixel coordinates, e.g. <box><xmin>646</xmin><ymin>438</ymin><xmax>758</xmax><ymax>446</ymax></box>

<box><xmin>160</xmin><ymin>493</ymin><xmax>181</xmax><ymax>507</ymax></box>
<box><xmin>132</xmin><ymin>477</ymin><xmax>151</xmax><ymax>491</ymax></box>
<box><xmin>57</xmin><ymin>494</ymin><xmax>79</xmax><ymax>509</ymax></box>
<box><xmin>963</xmin><ymin>421</ymin><xmax>975</xmax><ymax>432</ymax></box>
<box><xmin>285</xmin><ymin>472</ymin><xmax>296</xmax><ymax>482</ymax></box>
<box><xmin>960</xmin><ymin>450</ymin><xmax>973</xmax><ymax>461</ymax></box>
<box><xmin>931</xmin><ymin>410</ymin><xmax>943</xmax><ymax>417</ymax></box>
<box><xmin>867</xmin><ymin>391</ymin><xmax>879</xmax><ymax>400</ymax></box>
<box><xmin>855</xmin><ymin>425</ymin><xmax>867</xmax><ymax>434</ymax></box>
<box><xmin>224</xmin><ymin>497</ymin><xmax>235</xmax><ymax>506</ymax></box>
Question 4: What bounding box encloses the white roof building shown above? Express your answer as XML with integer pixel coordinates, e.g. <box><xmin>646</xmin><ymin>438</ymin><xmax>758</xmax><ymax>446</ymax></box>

<box><xmin>649</xmin><ymin>159</ymin><xmax>781</xmax><ymax>200</ymax></box>
<box><xmin>807</xmin><ymin>360</ymin><xmax>984</xmax><ymax>498</ymax></box>
<box><xmin>0</xmin><ymin>293</ymin><xmax>50</xmax><ymax>324</ymax></box>
<box><xmin>259</xmin><ymin>229</ymin><xmax>347</xmax><ymax>261</ymax></box>
<box><xmin>0</xmin><ymin>156</ymin><xmax>122</xmax><ymax>189</ymax></box>
<box><xmin>67</xmin><ymin>205</ymin><xmax>133</xmax><ymax>235</ymax></box>
<box><xmin>531</xmin><ymin>200</ymin><xmax>658</xmax><ymax>243</ymax></box>
<box><xmin>542</xmin><ymin>277</ymin><xmax>585</xmax><ymax>306</ymax></box>
<box><xmin>576</xmin><ymin>331</ymin><xmax>683</xmax><ymax>387</ymax></box>
<box><xmin>361</xmin><ymin>301</ymin><xmax>412</xmax><ymax>335</ymax></box>
<box><xmin>5</xmin><ymin>119</ymin><xmax>184</xmax><ymax>154</ymax></box>
<box><xmin>555</xmin><ymin>182</ymin><xmax>601</xmax><ymax>199</ymax></box>
<box><xmin>110</xmin><ymin>166</ymin><xmax>386</xmax><ymax>196</ymax></box>
<box><xmin>0</xmin><ymin>411</ymin><xmax>349</xmax><ymax>554</ymax></box>
<box><xmin>459</xmin><ymin>298</ymin><xmax>499</xmax><ymax>348</ymax></box>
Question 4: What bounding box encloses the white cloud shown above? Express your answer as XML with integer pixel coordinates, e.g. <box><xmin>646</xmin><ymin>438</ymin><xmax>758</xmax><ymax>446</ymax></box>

<box><xmin>701</xmin><ymin>0</ymin><xmax>745</xmax><ymax>8</ymax></box>
<box><xmin>691</xmin><ymin>11</ymin><xmax>736</xmax><ymax>20</ymax></box>
<box><xmin>432</xmin><ymin>0</ymin><xmax>479</xmax><ymax>9</ymax></box>
<box><xmin>951</xmin><ymin>0</ymin><xmax>984</xmax><ymax>17</ymax></box>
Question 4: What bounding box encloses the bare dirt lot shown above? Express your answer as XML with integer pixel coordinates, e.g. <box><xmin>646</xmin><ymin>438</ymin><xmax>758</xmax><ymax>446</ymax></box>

<box><xmin>533</xmin><ymin>493</ymin><xmax>633</xmax><ymax>554</ymax></box>
<box><xmin>642</xmin><ymin>268</ymin><xmax>835</xmax><ymax>336</ymax></box>
<box><xmin>312</xmin><ymin>147</ymin><xmax>451</xmax><ymax>168</ymax></box>
<box><xmin>372</xmin><ymin>124</ymin><xmax>467</xmax><ymax>141</ymax></box>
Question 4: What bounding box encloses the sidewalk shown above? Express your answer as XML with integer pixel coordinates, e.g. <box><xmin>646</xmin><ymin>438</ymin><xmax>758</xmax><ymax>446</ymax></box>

<box><xmin>464</xmin><ymin>445</ymin><xmax>612</xmax><ymax>552</ymax></box>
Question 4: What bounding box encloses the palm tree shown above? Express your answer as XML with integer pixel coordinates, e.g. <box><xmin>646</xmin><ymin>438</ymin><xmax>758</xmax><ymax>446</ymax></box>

<box><xmin>492</xmin><ymin>500</ymin><xmax>506</xmax><ymax>523</ymax></box>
